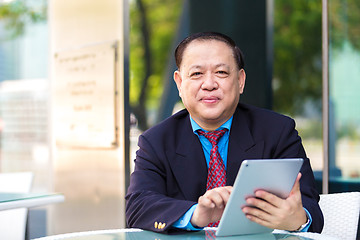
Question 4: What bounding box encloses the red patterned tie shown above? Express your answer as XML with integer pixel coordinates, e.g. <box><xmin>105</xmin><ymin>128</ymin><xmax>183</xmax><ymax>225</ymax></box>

<box><xmin>198</xmin><ymin>129</ymin><xmax>227</xmax><ymax>227</ymax></box>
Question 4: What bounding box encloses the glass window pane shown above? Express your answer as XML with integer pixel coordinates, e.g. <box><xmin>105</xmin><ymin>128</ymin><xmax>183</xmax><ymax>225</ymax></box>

<box><xmin>329</xmin><ymin>0</ymin><xmax>360</xmax><ymax>193</ymax></box>
<box><xmin>0</xmin><ymin>0</ymin><xmax>50</xmax><ymax>192</ymax></box>
<box><xmin>273</xmin><ymin>0</ymin><xmax>323</xmax><ymax>192</ymax></box>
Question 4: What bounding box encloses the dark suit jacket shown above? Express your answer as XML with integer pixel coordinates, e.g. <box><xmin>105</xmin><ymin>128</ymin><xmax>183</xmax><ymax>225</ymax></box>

<box><xmin>125</xmin><ymin>103</ymin><xmax>324</xmax><ymax>233</ymax></box>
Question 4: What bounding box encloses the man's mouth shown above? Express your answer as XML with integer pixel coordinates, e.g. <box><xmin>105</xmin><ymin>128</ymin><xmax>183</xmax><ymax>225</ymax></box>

<box><xmin>201</xmin><ymin>96</ymin><xmax>219</xmax><ymax>104</ymax></box>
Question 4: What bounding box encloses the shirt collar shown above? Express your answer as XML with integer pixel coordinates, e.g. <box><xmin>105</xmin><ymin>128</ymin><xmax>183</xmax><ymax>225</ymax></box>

<box><xmin>190</xmin><ymin>115</ymin><xmax>233</xmax><ymax>133</ymax></box>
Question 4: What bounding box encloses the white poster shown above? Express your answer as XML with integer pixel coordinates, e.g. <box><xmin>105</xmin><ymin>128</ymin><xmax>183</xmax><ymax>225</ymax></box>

<box><xmin>54</xmin><ymin>41</ymin><xmax>118</xmax><ymax>148</ymax></box>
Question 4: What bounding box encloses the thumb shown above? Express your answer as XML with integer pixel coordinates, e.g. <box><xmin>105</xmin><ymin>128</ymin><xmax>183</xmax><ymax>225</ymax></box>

<box><xmin>290</xmin><ymin>172</ymin><xmax>302</xmax><ymax>196</ymax></box>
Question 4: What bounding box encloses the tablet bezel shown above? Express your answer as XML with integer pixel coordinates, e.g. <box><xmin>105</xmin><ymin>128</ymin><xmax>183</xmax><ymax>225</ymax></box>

<box><xmin>215</xmin><ymin>158</ymin><xmax>304</xmax><ymax>237</ymax></box>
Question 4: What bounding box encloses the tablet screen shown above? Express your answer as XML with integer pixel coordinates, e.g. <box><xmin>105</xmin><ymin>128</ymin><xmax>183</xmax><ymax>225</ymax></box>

<box><xmin>216</xmin><ymin>158</ymin><xmax>304</xmax><ymax>237</ymax></box>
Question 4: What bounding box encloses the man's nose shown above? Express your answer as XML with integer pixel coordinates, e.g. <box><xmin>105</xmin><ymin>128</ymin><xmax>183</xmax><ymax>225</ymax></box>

<box><xmin>201</xmin><ymin>74</ymin><xmax>218</xmax><ymax>90</ymax></box>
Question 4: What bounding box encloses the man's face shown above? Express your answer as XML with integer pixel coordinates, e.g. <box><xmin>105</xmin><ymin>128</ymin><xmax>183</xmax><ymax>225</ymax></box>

<box><xmin>174</xmin><ymin>39</ymin><xmax>246</xmax><ymax>131</ymax></box>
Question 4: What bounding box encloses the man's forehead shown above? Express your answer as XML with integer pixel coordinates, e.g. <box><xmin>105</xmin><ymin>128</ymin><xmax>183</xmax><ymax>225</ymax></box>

<box><xmin>187</xmin><ymin>63</ymin><xmax>231</xmax><ymax>70</ymax></box>
<box><xmin>179</xmin><ymin>40</ymin><xmax>236</xmax><ymax>70</ymax></box>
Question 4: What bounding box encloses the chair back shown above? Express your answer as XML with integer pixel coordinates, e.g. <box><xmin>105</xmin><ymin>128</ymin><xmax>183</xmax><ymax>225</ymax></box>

<box><xmin>0</xmin><ymin>172</ymin><xmax>34</xmax><ymax>240</ymax></box>
<box><xmin>319</xmin><ymin>191</ymin><xmax>360</xmax><ymax>240</ymax></box>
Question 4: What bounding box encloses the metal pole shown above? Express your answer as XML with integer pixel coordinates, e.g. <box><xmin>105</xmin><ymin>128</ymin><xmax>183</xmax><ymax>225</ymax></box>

<box><xmin>322</xmin><ymin>0</ymin><xmax>329</xmax><ymax>194</ymax></box>
<box><xmin>123</xmin><ymin>0</ymin><xmax>131</xmax><ymax>224</ymax></box>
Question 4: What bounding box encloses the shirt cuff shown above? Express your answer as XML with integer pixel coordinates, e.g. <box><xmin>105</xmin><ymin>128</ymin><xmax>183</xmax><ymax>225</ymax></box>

<box><xmin>298</xmin><ymin>207</ymin><xmax>312</xmax><ymax>232</ymax></box>
<box><xmin>172</xmin><ymin>204</ymin><xmax>203</xmax><ymax>231</ymax></box>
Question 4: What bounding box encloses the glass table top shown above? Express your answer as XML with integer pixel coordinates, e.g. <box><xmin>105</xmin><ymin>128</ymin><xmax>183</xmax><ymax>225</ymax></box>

<box><xmin>0</xmin><ymin>192</ymin><xmax>62</xmax><ymax>202</ymax></box>
<box><xmin>0</xmin><ymin>192</ymin><xmax>65</xmax><ymax>210</ymax></box>
<box><xmin>35</xmin><ymin>229</ymin><xmax>337</xmax><ymax>240</ymax></box>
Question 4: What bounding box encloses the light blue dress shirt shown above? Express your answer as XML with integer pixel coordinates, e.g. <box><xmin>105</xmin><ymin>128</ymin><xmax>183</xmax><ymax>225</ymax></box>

<box><xmin>172</xmin><ymin>116</ymin><xmax>312</xmax><ymax>232</ymax></box>
<box><xmin>172</xmin><ymin>117</ymin><xmax>232</xmax><ymax>231</ymax></box>
<box><xmin>191</xmin><ymin>116</ymin><xmax>232</xmax><ymax>169</ymax></box>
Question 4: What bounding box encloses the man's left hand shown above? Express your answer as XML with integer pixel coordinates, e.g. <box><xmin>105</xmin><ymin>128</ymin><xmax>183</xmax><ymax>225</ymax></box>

<box><xmin>242</xmin><ymin>173</ymin><xmax>307</xmax><ymax>231</ymax></box>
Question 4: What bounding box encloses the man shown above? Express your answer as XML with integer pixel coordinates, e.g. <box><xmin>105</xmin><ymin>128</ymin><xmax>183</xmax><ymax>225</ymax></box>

<box><xmin>125</xmin><ymin>32</ymin><xmax>323</xmax><ymax>233</ymax></box>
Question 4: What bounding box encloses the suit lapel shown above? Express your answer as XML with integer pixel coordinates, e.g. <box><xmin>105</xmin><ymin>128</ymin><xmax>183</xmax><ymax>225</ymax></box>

<box><xmin>226</xmin><ymin>106</ymin><xmax>265</xmax><ymax>185</ymax></box>
<box><xmin>170</xmin><ymin>105</ymin><xmax>267</xmax><ymax>199</ymax></box>
<box><xmin>170</xmin><ymin>115</ymin><xmax>208</xmax><ymax>201</ymax></box>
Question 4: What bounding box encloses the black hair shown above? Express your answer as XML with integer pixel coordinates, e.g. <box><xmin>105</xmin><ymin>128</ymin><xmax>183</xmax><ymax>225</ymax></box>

<box><xmin>174</xmin><ymin>32</ymin><xmax>245</xmax><ymax>70</ymax></box>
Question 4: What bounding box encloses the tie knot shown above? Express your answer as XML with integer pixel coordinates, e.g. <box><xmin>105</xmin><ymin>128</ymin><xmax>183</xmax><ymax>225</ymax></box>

<box><xmin>197</xmin><ymin>129</ymin><xmax>227</xmax><ymax>146</ymax></box>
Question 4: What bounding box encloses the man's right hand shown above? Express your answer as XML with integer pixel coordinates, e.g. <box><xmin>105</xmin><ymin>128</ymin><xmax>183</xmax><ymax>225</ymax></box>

<box><xmin>190</xmin><ymin>186</ymin><xmax>233</xmax><ymax>227</ymax></box>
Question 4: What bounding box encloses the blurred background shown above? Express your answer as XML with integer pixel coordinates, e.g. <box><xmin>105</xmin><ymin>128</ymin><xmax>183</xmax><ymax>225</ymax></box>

<box><xmin>0</xmin><ymin>0</ymin><xmax>359</xmax><ymax>238</ymax></box>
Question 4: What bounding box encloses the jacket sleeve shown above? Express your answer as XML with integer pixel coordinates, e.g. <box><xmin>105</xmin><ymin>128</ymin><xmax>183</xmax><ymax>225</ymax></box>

<box><xmin>125</xmin><ymin>134</ymin><xmax>196</xmax><ymax>232</ymax></box>
<box><xmin>272</xmin><ymin>117</ymin><xmax>324</xmax><ymax>233</ymax></box>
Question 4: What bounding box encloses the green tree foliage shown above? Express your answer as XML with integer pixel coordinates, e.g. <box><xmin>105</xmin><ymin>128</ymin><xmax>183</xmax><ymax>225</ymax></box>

<box><xmin>130</xmin><ymin>0</ymin><xmax>182</xmax><ymax>130</ymax></box>
<box><xmin>273</xmin><ymin>0</ymin><xmax>360</xmax><ymax>117</ymax></box>
<box><xmin>0</xmin><ymin>0</ymin><xmax>46</xmax><ymax>39</ymax></box>
<box><xmin>273</xmin><ymin>0</ymin><xmax>322</xmax><ymax>116</ymax></box>
<box><xmin>329</xmin><ymin>0</ymin><xmax>360</xmax><ymax>50</ymax></box>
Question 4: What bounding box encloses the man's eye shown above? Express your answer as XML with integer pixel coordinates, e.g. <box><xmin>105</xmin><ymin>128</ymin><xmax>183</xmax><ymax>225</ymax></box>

<box><xmin>217</xmin><ymin>71</ymin><xmax>228</xmax><ymax>75</ymax></box>
<box><xmin>190</xmin><ymin>72</ymin><xmax>202</xmax><ymax>77</ymax></box>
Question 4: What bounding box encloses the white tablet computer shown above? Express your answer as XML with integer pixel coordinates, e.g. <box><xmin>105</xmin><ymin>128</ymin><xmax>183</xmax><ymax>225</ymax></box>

<box><xmin>216</xmin><ymin>158</ymin><xmax>304</xmax><ymax>237</ymax></box>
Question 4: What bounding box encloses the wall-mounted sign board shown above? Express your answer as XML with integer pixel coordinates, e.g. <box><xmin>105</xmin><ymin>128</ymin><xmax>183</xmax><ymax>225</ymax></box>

<box><xmin>54</xmin><ymin>41</ymin><xmax>119</xmax><ymax>148</ymax></box>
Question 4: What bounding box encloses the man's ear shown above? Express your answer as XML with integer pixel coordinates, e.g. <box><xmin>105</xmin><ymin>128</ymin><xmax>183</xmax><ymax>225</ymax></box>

<box><xmin>238</xmin><ymin>69</ymin><xmax>246</xmax><ymax>94</ymax></box>
<box><xmin>173</xmin><ymin>70</ymin><xmax>182</xmax><ymax>97</ymax></box>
